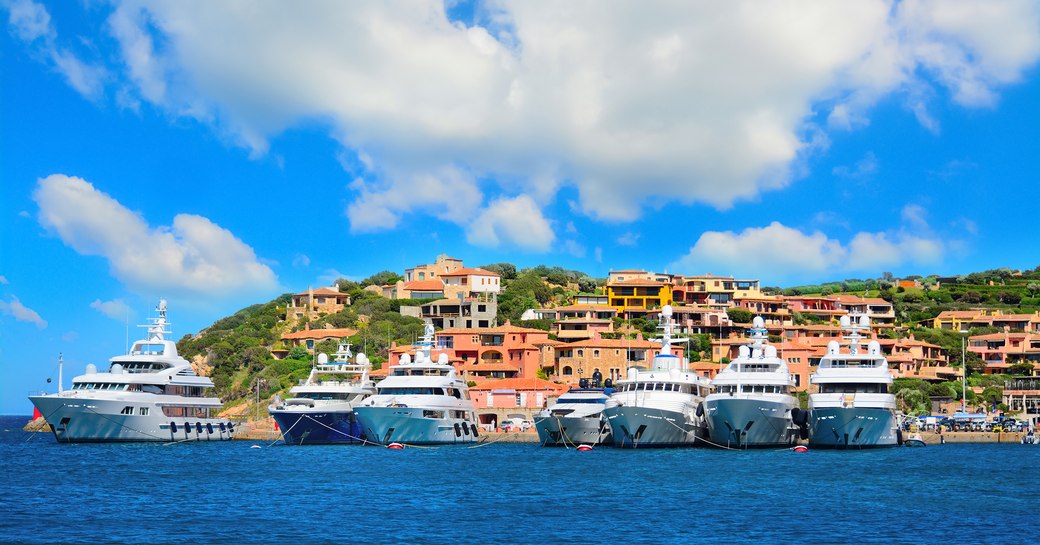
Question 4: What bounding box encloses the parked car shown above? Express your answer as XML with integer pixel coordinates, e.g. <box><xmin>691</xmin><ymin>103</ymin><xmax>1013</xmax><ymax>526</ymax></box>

<box><xmin>499</xmin><ymin>415</ymin><xmax>533</xmax><ymax>432</ymax></box>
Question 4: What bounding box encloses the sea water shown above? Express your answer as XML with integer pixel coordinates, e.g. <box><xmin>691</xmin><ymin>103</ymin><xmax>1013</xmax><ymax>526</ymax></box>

<box><xmin>1</xmin><ymin>415</ymin><xmax>1037</xmax><ymax>545</ymax></box>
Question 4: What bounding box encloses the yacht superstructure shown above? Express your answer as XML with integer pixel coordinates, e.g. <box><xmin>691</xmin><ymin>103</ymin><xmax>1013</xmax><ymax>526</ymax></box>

<box><xmin>353</xmin><ymin>323</ymin><xmax>478</xmax><ymax>445</ymax></box>
<box><xmin>269</xmin><ymin>341</ymin><xmax>375</xmax><ymax>445</ymax></box>
<box><xmin>29</xmin><ymin>300</ymin><xmax>234</xmax><ymax>443</ymax></box>
<box><xmin>808</xmin><ymin>315</ymin><xmax>899</xmax><ymax>449</ymax></box>
<box><xmin>704</xmin><ymin>317</ymin><xmax>801</xmax><ymax>448</ymax></box>
<box><xmin>534</xmin><ymin>386</ymin><xmax>614</xmax><ymax>447</ymax></box>
<box><xmin>603</xmin><ymin>306</ymin><xmax>712</xmax><ymax>448</ymax></box>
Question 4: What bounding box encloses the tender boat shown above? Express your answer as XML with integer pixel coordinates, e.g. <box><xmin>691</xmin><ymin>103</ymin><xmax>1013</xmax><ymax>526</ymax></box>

<box><xmin>704</xmin><ymin>316</ymin><xmax>801</xmax><ymax>448</ymax></box>
<box><xmin>269</xmin><ymin>341</ymin><xmax>376</xmax><ymax>445</ymax></box>
<box><xmin>29</xmin><ymin>300</ymin><xmax>234</xmax><ymax>443</ymax></box>
<box><xmin>603</xmin><ymin>305</ymin><xmax>712</xmax><ymax>448</ymax></box>
<box><xmin>534</xmin><ymin>384</ymin><xmax>615</xmax><ymax>447</ymax></box>
<box><xmin>808</xmin><ymin>315</ymin><xmax>899</xmax><ymax>449</ymax></box>
<box><xmin>353</xmin><ymin>323</ymin><xmax>478</xmax><ymax>445</ymax></box>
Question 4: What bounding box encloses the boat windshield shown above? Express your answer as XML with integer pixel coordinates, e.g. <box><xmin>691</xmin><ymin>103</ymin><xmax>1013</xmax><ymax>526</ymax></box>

<box><xmin>377</xmin><ymin>387</ymin><xmax>447</xmax><ymax>395</ymax></box>
<box><xmin>819</xmin><ymin>383</ymin><xmax>888</xmax><ymax>394</ymax></box>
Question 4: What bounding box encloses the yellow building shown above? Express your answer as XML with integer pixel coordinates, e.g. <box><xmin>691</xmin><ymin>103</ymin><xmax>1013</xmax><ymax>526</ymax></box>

<box><xmin>606</xmin><ymin>278</ymin><xmax>673</xmax><ymax>313</ymax></box>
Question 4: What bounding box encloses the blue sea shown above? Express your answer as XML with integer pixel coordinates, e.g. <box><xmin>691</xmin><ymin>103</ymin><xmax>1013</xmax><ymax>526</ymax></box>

<box><xmin>2</xmin><ymin>415</ymin><xmax>1037</xmax><ymax>545</ymax></box>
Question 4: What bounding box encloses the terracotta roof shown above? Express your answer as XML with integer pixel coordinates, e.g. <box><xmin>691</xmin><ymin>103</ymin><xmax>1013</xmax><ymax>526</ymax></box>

<box><xmin>282</xmin><ymin>327</ymin><xmax>357</xmax><ymax>340</ymax></box>
<box><xmin>439</xmin><ymin>267</ymin><xmax>501</xmax><ymax>277</ymax></box>
<box><xmin>531</xmin><ymin>339</ymin><xmax>564</xmax><ymax>346</ymax></box>
<box><xmin>293</xmin><ymin>287</ymin><xmax>346</xmax><ymax>297</ymax></box>
<box><xmin>401</xmin><ymin>279</ymin><xmax>444</xmax><ymax>291</ymax></box>
<box><xmin>438</xmin><ymin>323</ymin><xmax>550</xmax><ymax>335</ymax></box>
<box><xmin>935</xmin><ymin>310</ymin><xmax>985</xmax><ymax>319</ymax></box>
<box><xmin>609</xmin><ymin>278</ymin><xmax>665</xmax><ymax>287</ymax></box>
<box><xmin>554</xmin><ymin>304</ymin><xmax>617</xmax><ymax>313</ymax></box>
<box><xmin>468</xmin><ymin>377</ymin><xmax>567</xmax><ymax>392</ymax></box>
<box><xmin>458</xmin><ymin>363</ymin><xmax>521</xmax><ymax>373</ymax></box>
<box><xmin>558</xmin><ymin>338</ymin><xmax>663</xmax><ymax>349</ymax></box>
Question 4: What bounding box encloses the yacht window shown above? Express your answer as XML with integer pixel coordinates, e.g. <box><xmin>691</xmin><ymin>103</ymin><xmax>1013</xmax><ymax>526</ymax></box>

<box><xmin>120</xmin><ymin>406</ymin><xmax>133</xmax><ymax>415</ymax></box>
<box><xmin>139</xmin><ymin>407</ymin><xmax>149</xmax><ymax>416</ymax></box>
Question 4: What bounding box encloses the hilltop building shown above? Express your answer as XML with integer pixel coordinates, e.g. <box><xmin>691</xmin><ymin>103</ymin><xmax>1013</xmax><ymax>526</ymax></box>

<box><xmin>284</xmin><ymin>286</ymin><xmax>351</xmax><ymax>322</ymax></box>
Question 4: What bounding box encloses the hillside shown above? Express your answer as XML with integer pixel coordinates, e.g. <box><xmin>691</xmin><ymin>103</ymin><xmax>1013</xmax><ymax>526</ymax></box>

<box><xmin>179</xmin><ymin>264</ymin><xmax>1040</xmax><ymax>415</ymax></box>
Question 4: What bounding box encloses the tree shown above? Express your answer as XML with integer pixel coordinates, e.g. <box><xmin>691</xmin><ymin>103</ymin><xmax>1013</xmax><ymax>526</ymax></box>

<box><xmin>360</xmin><ymin>270</ymin><xmax>403</xmax><ymax>287</ymax></box>
<box><xmin>1027</xmin><ymin>282</ymin><xmax>1040</xmax><ymax>297</ymax></box>
<box><xmin>726</xmin><ymin>308</ymin><xmax>753</xmax><ymax>324</ymax></box>
<box><xmin>957</xmin><ymin>291</ymin><xmax>984</xmax><ymax>304</ymax></box>
<box><xmin>1007</xmin><ymin>362</ymin><xmax>1035</xmax><ymax>376</ymax></box>
<box><xmin>287</xmin><ymin>346</ymin><xmax>310</xmax><ymax>360</ymax></box>
<box><xmin>997</xmin><ymin>291</ymin><xmax>1022</xmax><ymax>305</ymax></box>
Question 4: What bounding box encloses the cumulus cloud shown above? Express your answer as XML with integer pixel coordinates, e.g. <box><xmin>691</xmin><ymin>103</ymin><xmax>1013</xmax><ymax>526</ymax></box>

<box><xmin>33</xmin><ymin>174</ymin><xmax>278</xmax><ymax>299</ymax></box>
<box><xmin>90</xmin><ymin>298</ymin><xmax>132</xmax><ymax>321</ymax></box>
<box><xmin>11</xmin><ymin>1</ymin><xmax>1040</xmax><ymax>239</ymax></box>
<box><xmin>671</xmin><ymin>220</ymin><xmax>945</xmax><ymax>282</ymax></box>
<box><xmin>466</xmin><ymin>195</ymin><xmax>554</xmax><ymax>251</ymax></box>
<box><xmin>0</xmin><ymin>295</ymin><xmax>47</xmax><ymax>329</ymax></box>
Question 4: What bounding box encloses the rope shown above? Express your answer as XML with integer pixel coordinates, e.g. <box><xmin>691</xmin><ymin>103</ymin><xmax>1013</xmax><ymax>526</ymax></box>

<box><xmin>657</xmin><ymin>410</ymin><xmax>739</xmax><ymax>450</ymax></box>
<box><xmin>467</xmin><ymin>430</ymin><xmax>520</xmax><ymax>448</ymax></box>
<box><xmin>267</xmin><ymin>413</ymin><xmax>307</xmax><ymax>447</ymax></box>
<box><xmin>23</xmin><ymin>405</ymin><xmax>66</xmax><ymax>443</ymax></box>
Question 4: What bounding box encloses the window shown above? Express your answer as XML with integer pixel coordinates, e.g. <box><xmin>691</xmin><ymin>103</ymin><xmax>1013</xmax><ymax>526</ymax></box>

<box><xmin>121</xmin><ymin>406</ymin><xmax>133</xmax><ymax>415</ymax></box>
<box><xmin>577</xmin><ymin>349</ymin><xmax>584</xmax><ymax>357</ymax></box>
<box><xmin>139</xmin><ymin>407</ymin><xmax>149</xmax><ymax>416</ymax></box>
<box><xmin>593</xmin><ymin>350</ymin><xmax>600</xmax><ymax>358</ymax></box>
<box><xmin>562</xmin><ymin>366</ymin><xmax>573</xmax><ymax>376</ymax></box>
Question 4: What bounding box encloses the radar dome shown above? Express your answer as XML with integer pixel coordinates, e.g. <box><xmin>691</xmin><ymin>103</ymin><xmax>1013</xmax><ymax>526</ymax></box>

<box><xmin>739</xmin><ymin>345</ymin><xmax>751</xmax><ymax>359</ymax></box>
<box><xmin>400</xmin><ymin>354</ymin><xmax>411</xmax><ymax>365</ymax></box>
<box><xmin>110</xmin><ymin>363</ymin><xmax>123</xmax><ymax>374</ymax></box>
<box><xmin>839</xmin><ymin>316</ymin><xmax>851</xmax><ymax>328</ymax></box>
<box><xmin>859</xmin><ymin>315</ymin><xmax>870</xmax><ymax>327</ymax></box>
<box><xmin>627</xmin><ymin>367</ymin><xmax>639</xmax><ymax>381</ymax></box>
<box><xmin>764</xmin><ymin>345</ymin><xmax>777</xmax><ymax>358</ymax></box>
<box><xmin>317</xmin><ymin>353</ymin><xmax>329</xmax><ymax>364</ymax></box>
<box><xmin>752</xmin><ymin>316</ymin><xmax>765</xmax><ymax>328</ymax></box>
<box><xmin>86</xmin><ymin>363</ymin><xmax>97</xmax><ymax>374</ymax></box>
<box><xmin>662</xmin><ymin>305</ymin><xmax>673</xmax><ymax>317</ymax></box>
<box><xmin>356</xmin><ymin>353</ymin><xmax>369</xmax><ymax>366</ymax></box>
<box><xmin>868</xmin><ymin>340</ymin><xmax>881</xmax><ymax>355</ymax></box>
<box><xmin>437</xmin><ymin>353</ymin><xmax>449</xmax><ymax>365</ymax></box>
<box><xmin>827</xmin><ymin>341</ymin><xmax>840</xmax><ymax>355</ymax></box>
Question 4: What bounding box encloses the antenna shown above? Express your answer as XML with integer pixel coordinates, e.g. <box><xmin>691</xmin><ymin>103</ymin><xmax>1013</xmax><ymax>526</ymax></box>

<box><xmin>58</xmin><ymin>352</ymin><xmax>64</xmax><ymax>394</ymax></box>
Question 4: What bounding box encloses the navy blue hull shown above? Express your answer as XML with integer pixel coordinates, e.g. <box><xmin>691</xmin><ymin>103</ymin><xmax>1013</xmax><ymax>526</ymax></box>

<box><xmin>271</xmin><ymin>411</ymin><xmax>367</xmax><ymax>445</ymax></box>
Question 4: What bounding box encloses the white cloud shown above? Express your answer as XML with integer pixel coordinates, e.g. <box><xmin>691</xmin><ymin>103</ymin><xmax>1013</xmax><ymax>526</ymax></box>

<box><xmin>466</xmin><ymin>195</ymin><xmax>555</xmax><ymax>251</ymax></box>
<box><xmin>671</xmin><ymin>220</ymin><xmax>945</xmax><ymax>282</ymax></box>
<box><xmin>12</xmin><ymin>1</ymin><xmax>1040</xmax><ymax>236</ymax></box>
<box><xmin>832</xmin><ymin>152</ymin><xmax>879</xmax><ymax>180</ymax></box>
<box><xmin>0</xmin><ymin>275</ymin><xmax>8</xmax><ymax>284</ymax></box>
<box><xmin>33</xmin><ymin>174</ymin><xmax>278</xmax><ymax>299</ymax></box>
<box><xmin>90</xmin><ymin>299</ymin><xmax>132</xmax><ymax>321</ymax></box>
<box><xmin>594</xmin><ymin>246</ymin><xmax>603</xmax><ymax>263</ymax></box>
<box><xmin>617</xmin><ymin>232</ymin><xmax>641</xmax><ymax>247</ymax></box>
<box><xmin>562</xmin><ymin>240</ymin><xmax>586</xmax><ymax>258</ymax></box>
<box><xmin>901</xmin><ymin>204</ymin><xmax>930</xmax><ymax>230</ymax></box>
<box><xmin>292</xmin><ymin>254</ymin><xmax>311</xmax><ymax>268</ymax></box>
<box><xmin>5</xmin><ymin>0</ymin><xmax>106</xmax><ymax>100</ymax></box>
<box><xmin>0</xmin><ymin>295</ymin><xmax>47</xmax><ymax>329</ymax></box>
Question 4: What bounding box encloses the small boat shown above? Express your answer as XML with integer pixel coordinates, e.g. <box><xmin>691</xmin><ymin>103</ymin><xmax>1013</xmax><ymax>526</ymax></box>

<box><xmin>903</xmin><ymin>432</ymin><xmax>926</xmax><ymax>447</ymax></box>
<box><xmin>1023</xmin><ymin>431</ymin><xmax>1037</xmax><ymax>445</ymax></box>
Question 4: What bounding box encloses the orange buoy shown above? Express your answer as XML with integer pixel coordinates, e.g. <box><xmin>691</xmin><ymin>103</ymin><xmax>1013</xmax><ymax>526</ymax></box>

<box><xmin>793</xmin><ymin>445</ymin><xmax>809</xmax><ymax>453</ymax></box>
<box><xmin>387</xmin><ymin>442</ymin><xmax>405</xmax><ymax>450</ymax></box>
<box><xmin>576</xmin><ymin>444</ymin><xmax>593</xmax><ymax>451</ymax></box>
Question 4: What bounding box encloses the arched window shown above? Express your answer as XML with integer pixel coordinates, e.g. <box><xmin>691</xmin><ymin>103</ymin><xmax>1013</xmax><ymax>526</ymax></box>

<box><xmin>562</xmin><ymin>366</ymin><xmax>573</xmax><ymax>376</ymax></box>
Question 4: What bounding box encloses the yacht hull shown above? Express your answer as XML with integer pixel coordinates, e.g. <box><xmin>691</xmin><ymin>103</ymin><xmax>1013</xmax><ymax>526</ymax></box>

<box><xmin>270</xmin><ymin>409</ymin><xmax>365</xmax><ymax>445</ymax></box>
<box><xmin>604</xmin><ymin>406</ymin><xmax>705</xmax><ymax>448</ymax></box>
<box><xmin>704</xmin><ymin>396</ymin><xmax>798</xmax><ymax>449</ymax></box>
<box><xmin>29</xmin><ymin>396</ymin><xmax>234</xmax><ymax>443</ymax></box>
<box><xmin>353</xmin><ymin>406</ymin><xmax>477</xmax><ymax>445</ymax></box>
<box><xmin>808</xmin><ymin>407</ymin><xmax>899</xmax><ymax>449</ymax></box>
<box><xmin>534</xmin><ymin>415</ymin><xmax>612</xmax><ymax>447</ymax></box>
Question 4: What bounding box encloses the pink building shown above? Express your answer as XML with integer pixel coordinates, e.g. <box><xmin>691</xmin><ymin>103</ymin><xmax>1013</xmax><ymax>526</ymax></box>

<box><xmin>468</xmin><ymin>378</ymin><xmax>568</xmax><ymax>410</ymax></box>
<box><xmin>387</xmin><ymin>322</ymin><xmax>551</xmax><ymax>379</ymax></box>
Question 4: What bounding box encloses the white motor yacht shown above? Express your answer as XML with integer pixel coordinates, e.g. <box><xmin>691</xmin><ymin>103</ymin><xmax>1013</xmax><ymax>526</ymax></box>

<box><xmin>534</xmin><ymin>385</ymin><xmax>615</xmax><ymax>447</ymax></box>
<box><xmin>603</xmin><ymin>306</ymin><xmax>712</xmax><ymax>448</ymax></box>
<box><xmin>269</xmin><ymin>341</ymin><xmax>376</xmax><ymax>445</ymax></box>
<box><xmin>353</xmin><ymin>323</ymin><xmax>478</xmax><ymax>445</ymax></box>
<box><xmin>29</xmin><ymin>300</ymin><xmax>234</xmax><ymax>443</ymax></box>
<box><xmin>704</xmin><ymin>316</ymin><xmax>801</xmax><ymax>448</ymax></box>
<box><xmin>808</xmin><ymin>315</ymin><xmax>899</xmax><ymax>449</ymax></box>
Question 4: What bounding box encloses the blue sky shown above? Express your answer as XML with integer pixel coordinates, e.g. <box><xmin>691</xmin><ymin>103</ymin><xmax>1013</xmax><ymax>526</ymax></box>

<box><xmin>2</xmin><ymin>1</ymin><xmax>1039</xmax><ymax>414</ymax></box>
